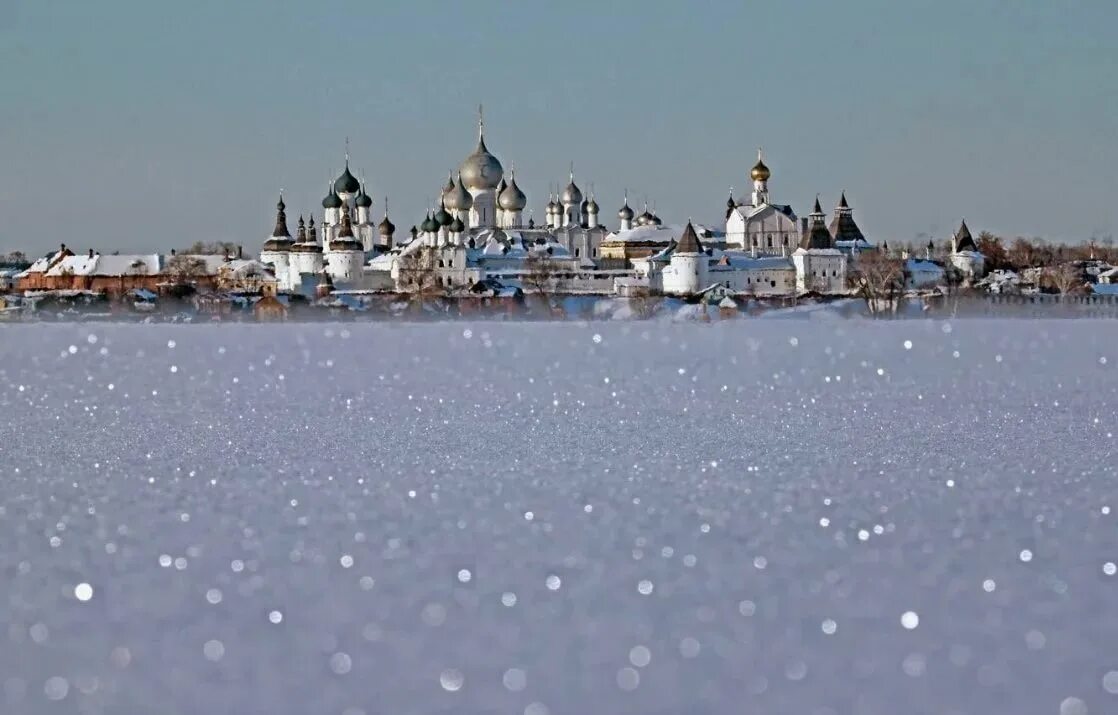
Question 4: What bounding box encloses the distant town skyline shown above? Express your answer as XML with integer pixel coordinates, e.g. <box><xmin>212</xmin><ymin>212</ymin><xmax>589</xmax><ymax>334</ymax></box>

<box><xmin>1</xmin><ymin>0</ymin><xmax>1115</xmax><ymax>255</ymax></box>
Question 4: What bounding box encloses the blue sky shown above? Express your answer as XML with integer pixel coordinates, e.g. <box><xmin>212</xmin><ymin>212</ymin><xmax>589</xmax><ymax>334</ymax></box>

<box><xmin>1</xmin><ymin>0</ymin><xmax>1115</xmax><ymax>254</ymax></box>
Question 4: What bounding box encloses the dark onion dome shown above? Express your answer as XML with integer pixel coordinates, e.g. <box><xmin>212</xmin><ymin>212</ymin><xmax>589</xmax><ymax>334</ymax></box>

<box><xmin>618</xmin><ymin>201</ymin><xmax>634</xmax><ymax>220</ymax></box>
<box><xmin>459</xmin><ymin>130</ymin><xmax>504</xmax><ymax>191</ymax></box>
<box><xmin>954</xmin><ymin>219</ymin><xmax>978</xmax><ymax>251</ymax></box>
<box><xmin>498</xmin><ymin>175</ymin><xmax>527</xmax><ymax>211</ymax></box>
<box><xmin>726</xmin><ymin>193</ymin><xmax>737</xmax><ymax>208</ymax></box>
<box><xmin>676</xmin><ymin>221</ymin><xmax>703</xmax><ymax>253</ymax></box>
<box><xmin>378</xmin><ymin>213</ymin><xmax>396</xmax><ymax>237</ymax></box>
<box><xmin>449</xmin><ymin>216</ymin><xmax>465</xmax><ymax>233</ymax></box>
<box><xmin>296</xmin><ymin>215</ymin><xmax>307</xmax><ymax>242</ymax></box>
<box><xmin>587</xmin><ymin>196</ymin><xmax>599</xmax><ymax>214</ymax></box>
<box><xmin>421</xmin><ymin>212</ymin><xmax>439</xmax><ymax>233</ymax></box>
<box><xmin>444</xmin><ymin>173</ymin><xmax>473</xmax><ymax>211</ymax></box>
<box><xmin>322</xmin><ymin>184</ymin><xmax>343</xmax><ymax>209</ymax></box>
<box><xmin>750</xmin><ymin>150</ymin><xmax>771</xmax><ymax>182</ymax></box>
<box><xmin>434</xmin><ymin>201</ymin><xmax>453</xmax><ymax>227</ymax></box>
<box><xmin>827</xmin><ymin>191</ymin><xmax>865</xmax><ymax>244</ymax></box>
<box><xmin>334</xmin><ymin>161</ymin><xmax>360</xmax><ymax>195</ymax></box>
<box><xmin>560</xmin><ymin>177</ymin><xmax>583</xmax><ymax>205</ymax></box>
<box><xmin>354</xmin><ymin>184</ymin><xmax>373</xmax><ymax>208</ymax></box>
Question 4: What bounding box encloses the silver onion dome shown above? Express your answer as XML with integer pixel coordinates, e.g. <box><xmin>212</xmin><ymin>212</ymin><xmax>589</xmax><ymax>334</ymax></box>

<box><xmin>498</xmin><ymin>176</ymin><xmax>527</xmax><ymax>211</ymax></box>
<box><xmin>618</xmin><ymin>202</ymin><xmax>634</xmax><ymax>220</ymax></box>
<box><xmin>561</xmin><ymin>178</ymin><xmax>583</xmax><ymax>206</ymax></box>
<box><xmin>587</xmin><ymin>197</ymin><xmax>599</xmax><ymax>214</ymax></box>
<box><xmin>458</xmin><ymin>134</ymin><xmax>503</xmax><ymax>191</ymax></box>
<box><xmin>444</xmin><ymin>173</ymin><xmax>474</xmax><ymax>211</ymax></box>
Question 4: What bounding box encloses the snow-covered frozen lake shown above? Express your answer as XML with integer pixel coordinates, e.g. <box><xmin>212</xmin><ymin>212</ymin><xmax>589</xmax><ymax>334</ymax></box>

<box><xmin>1</xmin><ymin>319</ymin><xmax>1116</xmax><ymax>715</ymax></box>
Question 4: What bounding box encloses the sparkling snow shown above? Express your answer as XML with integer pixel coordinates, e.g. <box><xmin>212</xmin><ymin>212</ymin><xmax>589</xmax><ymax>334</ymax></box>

<box><xmin>0</xmin><ymin>320</ymin><xmax>1116</xmax><ymax>714</ymax></box>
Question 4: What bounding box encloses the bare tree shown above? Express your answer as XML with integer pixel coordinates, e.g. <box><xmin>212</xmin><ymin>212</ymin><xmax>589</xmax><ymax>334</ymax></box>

<box><xmin>181</xmin><ymin>241</ymin><xmax>239</xmax><ymax>256</ymax></box>
<box><xmin>395</xmin><ymin>245</ymin><xmax>443</xmax><ymax>304</ymax></box>
<box><xmin>1043</xmin><ymin>263</ymin><xmax>1083</xmax><ymax>295</ymax></box>
<box><xmin>851</xmin><ymin>250</ymin><xmax>905</xmax><ymax>316</ymax></box>
<box><xmin>522</xmin><ymin>253</ymin><xmax>562</xmax><ymax>316</ymax></box>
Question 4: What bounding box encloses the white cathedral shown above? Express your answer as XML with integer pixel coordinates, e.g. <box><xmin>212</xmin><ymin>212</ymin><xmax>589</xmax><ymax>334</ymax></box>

<box><xmin>629</xmin><ymin>151</ymin><xmax>859</xmax><ymax>297</ymax></box>
<box><xmin>261</xmin><ymin>111</ymin><xmax>613</xmax><ymax>294</ymax></box>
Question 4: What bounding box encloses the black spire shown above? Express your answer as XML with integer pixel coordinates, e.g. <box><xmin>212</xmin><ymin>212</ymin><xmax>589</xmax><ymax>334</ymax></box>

<box><xmin>271</xmin><ymin>195</ymin><xmax>291</xmax><ymax>238</ymax></box>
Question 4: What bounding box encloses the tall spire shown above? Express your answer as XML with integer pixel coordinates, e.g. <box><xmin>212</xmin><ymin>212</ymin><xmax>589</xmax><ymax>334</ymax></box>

<box><xmin>271</xmin><ymin>194</ymin><xmax>291</xmax><ymax>238</ymax></box>
<box><xmin>478</xmin><ymin>104</ymin><xmax>485</xmax><ymax>140</ymax></box>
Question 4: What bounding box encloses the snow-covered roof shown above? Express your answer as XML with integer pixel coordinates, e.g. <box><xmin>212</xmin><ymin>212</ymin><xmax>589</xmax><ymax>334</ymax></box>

<box><xmin>710</xmin><ymin>251</ymin><xmax>794</xmax><ymax>271</ymax></box>
<box><xmin>220</xmin><ymin>259</ymin><xmax>275</xmax><ymax>279</ymax></box>
<box><xmin>606</xmin><ymin>223</ymin><xmax>721</xmax><ymax>245</ymax></box>
<box><xmin>905</xmin><ymin>258</ymin><xmax>944</xmax><ymax>273</ymax></box>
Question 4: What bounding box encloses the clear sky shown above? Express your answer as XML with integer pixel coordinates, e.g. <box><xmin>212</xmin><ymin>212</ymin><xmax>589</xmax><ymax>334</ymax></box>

<box><xmin>1</xmin><ymin>0</ymin><xmax>1115</xmax><ymax>255</ymax></box>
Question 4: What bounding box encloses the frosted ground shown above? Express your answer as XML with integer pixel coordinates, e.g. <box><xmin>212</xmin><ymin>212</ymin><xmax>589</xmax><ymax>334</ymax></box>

<box><xmin>0</xmin><ymin>319</ymin><xmax>1116</xmax><ymax>715</ymax></box>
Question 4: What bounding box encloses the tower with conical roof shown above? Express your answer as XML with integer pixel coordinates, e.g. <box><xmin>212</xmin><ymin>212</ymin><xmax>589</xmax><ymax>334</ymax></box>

<box><xmin>261</xmin><ymin>196</ymin><xmax>294</xmax><ymax>284</ymax></box>
<box><xmin>828</xmin><ymin>192</ymin><xmax>866</xmax><ymax>246</ymax></box>
<box><xmin>664</xmin><ymin>221</ymin><xmax>707</xmax><ymax>296</ymax></box>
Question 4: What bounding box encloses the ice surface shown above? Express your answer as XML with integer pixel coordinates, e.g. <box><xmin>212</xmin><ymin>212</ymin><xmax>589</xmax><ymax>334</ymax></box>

<box><xmin>0</xmin><ymin>320</ymin><xmax>1116</xmax><ymax>715</ymax></box>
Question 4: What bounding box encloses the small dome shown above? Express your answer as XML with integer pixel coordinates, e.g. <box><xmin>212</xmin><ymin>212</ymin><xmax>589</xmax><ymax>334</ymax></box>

<box><xmin>618</xmin><ymin>202</ymin><xmax>634</xmax><ymax>220</ymax></box>
<box><xmin>637</xmin><ymin>210</ymin><xmax>654</xmax><ymax>226</ymax></box>
<box><xmin>444</xmin><ymin>174</ymin><xmax>474</xmax><ymax>211</ymax></box>
<box><xmin>334</xmin><ymin>163</ymin><xmax>360</xmax><ymax>195</ymax></box>
<box><xmin>459</xmin><ymin>135</ymin><xmax>504</xmax><ymax>191</ymax></box>
<box><xmin>498</xmin><ymin>176</ymin><xmax>527</xmax><ymax>211</ymax></box>
<box><xmin>434</xmin><ymin>203</ymin><xmax>452</xmax><ymax>227</ymax></box>
<box><xmin>561</xmin><ymin>179</ymin><xmax>583</xmax><ymax>206</ymax></box>
<box><xmin>378</xmin><ymin>215</ymin><xmax>395</xmax><ymax>237</ymax></box>
<box><xmin>409</xmin><ymin>225</ymin><xmax>418</xmax><ymax>237</ymax></box>
<box><xmin>750</xmin><ymin>152</ymin><xmax>771</xmax><ymax>182</ymax></box>
<box><xmin>354</xmin><ymin>186</ymin><xmax>373</xmax><ymax>208</ymax></box>
<box><xmin>587</xmin><ymin>197</ymin><xmax>599</xmax><ymax>214</ymax></box>
<box><xmin>421</xmin><ymin>214</ymin><xmax>439</xmax><ymax>233</ymax></box>
<box><xmin>546</xmin><ymin>197</ymin><xmax>558</xmax><ymax>212</ymax></box>
<box><xmin>322</xmin><ymin>185</ymin><xmax>342</xmax><ymax>209</ymax></box>
<box><xmin>449</xmin><ymin>216</ymin><xmax>465</xmax><ymax>233</ymax></box>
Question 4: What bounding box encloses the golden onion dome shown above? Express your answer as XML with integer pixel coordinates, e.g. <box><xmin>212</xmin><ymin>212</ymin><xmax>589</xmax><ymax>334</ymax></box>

<box><xmin>750</xmin><ymin>152</ymin><xmax>771</xmax><ymax>182</ymax></box>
